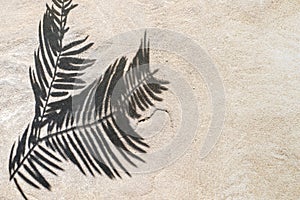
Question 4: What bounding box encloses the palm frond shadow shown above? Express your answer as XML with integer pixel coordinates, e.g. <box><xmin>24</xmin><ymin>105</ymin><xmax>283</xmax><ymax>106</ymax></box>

<box><xmin>8</xmin><ymin>0</ymin><xmax>168</xmax><ymax>199</ymax></box>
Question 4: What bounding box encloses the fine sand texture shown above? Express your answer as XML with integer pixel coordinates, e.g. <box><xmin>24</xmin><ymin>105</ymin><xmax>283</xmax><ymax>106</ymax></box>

<box><xmin>0</xmin><ymin>0</ymin><xmax>299</xmax><ymax>199</ymax></box>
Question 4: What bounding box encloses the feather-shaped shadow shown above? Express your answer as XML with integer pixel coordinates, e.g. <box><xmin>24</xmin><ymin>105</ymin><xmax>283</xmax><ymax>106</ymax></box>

<box><xmin>8</xmin><ymin>0</ymin><xmax>168</xmax><ymax>199</ymax></box>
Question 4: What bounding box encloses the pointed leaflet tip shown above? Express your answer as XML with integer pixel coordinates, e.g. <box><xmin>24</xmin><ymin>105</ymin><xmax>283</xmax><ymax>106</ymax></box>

<box><xmin>9</xmin><ymin>142</ymin><xmax>16</xmax><ymax>178</ymax></box>
<box><xmin>144</xmin><ymin>30</ymin><xmax>147</xmax><ymax>49</ymax></box>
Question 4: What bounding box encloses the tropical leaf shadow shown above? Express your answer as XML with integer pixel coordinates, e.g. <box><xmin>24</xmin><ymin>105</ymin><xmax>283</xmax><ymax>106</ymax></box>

<box><xmin>8</xmin><ymin>0</ymin><xmax>168</xmax><ymax>199</ymax></box>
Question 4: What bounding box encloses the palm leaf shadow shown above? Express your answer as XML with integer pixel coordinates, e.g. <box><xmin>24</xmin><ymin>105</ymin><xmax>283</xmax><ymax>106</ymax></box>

<box><xmin>8</xmin><ymin>0</ymin><xmax>168</xmax><ymax>199</ymax></box>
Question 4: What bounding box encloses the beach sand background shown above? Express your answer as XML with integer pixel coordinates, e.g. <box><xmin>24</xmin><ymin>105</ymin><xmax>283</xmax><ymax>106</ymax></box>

<box><xmin>0</xmin><ymin>0</ymin><xmax>299</xmax><ymax>199</ymax></box>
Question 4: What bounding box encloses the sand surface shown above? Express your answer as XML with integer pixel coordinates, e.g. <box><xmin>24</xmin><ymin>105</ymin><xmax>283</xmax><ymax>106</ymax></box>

<box><xmin>0</xmin><ymin>0</ymin><xmax>299</xmax><ymax>199</ymax></box>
